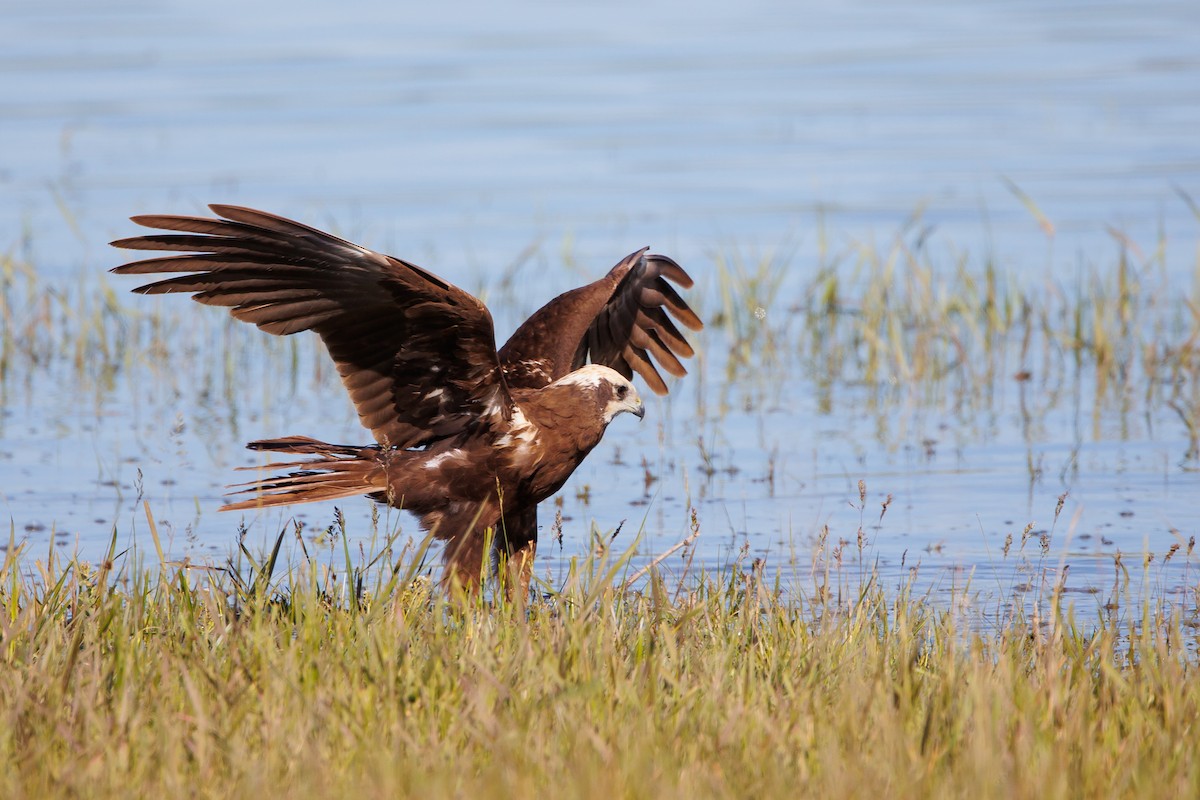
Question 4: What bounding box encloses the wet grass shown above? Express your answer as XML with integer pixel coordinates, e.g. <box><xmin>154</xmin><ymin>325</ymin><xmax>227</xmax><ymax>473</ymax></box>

<box><xmin>707</xmin><ymin>217</ymin><xmax>1200</xmax><ymax>450</ymax></box>
<box><xmin>1</xmin><ymin>529</ymin><xmax>1198</xmax><ymax>799</ymax></box>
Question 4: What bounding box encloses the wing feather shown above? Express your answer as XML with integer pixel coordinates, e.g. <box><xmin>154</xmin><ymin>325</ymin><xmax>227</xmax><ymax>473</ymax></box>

<box><xmin>111</xmin><ymin>205</ymin><xmax>512</xmax><ymax>448</ymax></box>
<box><xmin>498</xmin><ymin>249</ymin><xmax>702</xmax><ymax>395</ymax></box>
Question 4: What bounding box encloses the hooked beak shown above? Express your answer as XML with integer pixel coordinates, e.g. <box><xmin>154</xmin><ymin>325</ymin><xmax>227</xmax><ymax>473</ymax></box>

<box><xmin>631</xmin><ymin>398</ymin><xmax>645</xmax><ymax>420</ymax></box>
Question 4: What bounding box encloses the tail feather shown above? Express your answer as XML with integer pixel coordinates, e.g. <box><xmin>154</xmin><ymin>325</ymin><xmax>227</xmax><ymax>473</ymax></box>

<box><xmin>245</xmin><ymin>435</ymin><xmax>366</xmax><ymax>456</ymax></box>
<box><xmin>221</xmin><ymin>435</ymin><xmax>510</xmax><ymax>594</ymax></box>
<box><xmin>221</xmin><ymin>436</ymin><xmax>388</xmax><ymax>512</ymax></box>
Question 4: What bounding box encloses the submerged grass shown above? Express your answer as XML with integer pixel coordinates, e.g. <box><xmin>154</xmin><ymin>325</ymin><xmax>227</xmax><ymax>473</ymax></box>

<box><xmin>4</xmin><ymin>213</ymin><xmax>1200</xmax><ymax>455</ymax></box>
<box><xmin>1</xmin><ymin>531</ymin><xmax>1198</xmax><ymax>799</ymax></box>
<box><xmin>708</xmin><ymin>215</ymin><xmax>1200</xmax><ymax>450</ymax></box>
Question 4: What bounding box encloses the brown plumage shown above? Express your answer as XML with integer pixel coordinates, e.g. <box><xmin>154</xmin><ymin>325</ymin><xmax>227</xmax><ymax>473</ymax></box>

<box><xmin>111</xmin><ymin>205</ymin><xmax>702</xmax><ymax>594</ymax></box>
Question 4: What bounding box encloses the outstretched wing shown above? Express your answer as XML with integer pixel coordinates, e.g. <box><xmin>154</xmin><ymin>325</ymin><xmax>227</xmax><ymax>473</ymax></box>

<box><xmin>111</xmin><ymin>204</ymin><xmax>511</xmax><ymax>449</ymax></box>
<box><xmin>498</xmin><ymin>248</ymin><xmax>703</xmax><ymax>395</ymax></box>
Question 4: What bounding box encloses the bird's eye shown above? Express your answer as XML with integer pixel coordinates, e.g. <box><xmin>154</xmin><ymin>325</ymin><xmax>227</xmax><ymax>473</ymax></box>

<box><xmin>616</xmin><ymin>384</ymin><xmax>628</xmax><ymax>398</ymax></box>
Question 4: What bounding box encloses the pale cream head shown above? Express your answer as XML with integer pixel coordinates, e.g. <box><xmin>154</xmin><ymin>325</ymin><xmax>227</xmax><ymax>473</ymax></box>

<box><xmin>555</xmin><ymin>364</ymin><xmax>645</xmax><ymax>424</ymax></box>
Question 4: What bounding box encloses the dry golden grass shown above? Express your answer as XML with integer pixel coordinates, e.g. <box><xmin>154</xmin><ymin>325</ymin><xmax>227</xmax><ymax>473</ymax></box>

<box><xmin>1</xmin><ymin>528</ymin><xmax>1198</xmax><ymax>799</ymax></box>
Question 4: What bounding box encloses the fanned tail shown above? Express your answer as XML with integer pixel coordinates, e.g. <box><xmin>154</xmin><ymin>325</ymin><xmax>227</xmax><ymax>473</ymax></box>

<box><xmin>221</xmin><ymin>436</ymin><xmax>389</xmax><ymax>512</ymax></box>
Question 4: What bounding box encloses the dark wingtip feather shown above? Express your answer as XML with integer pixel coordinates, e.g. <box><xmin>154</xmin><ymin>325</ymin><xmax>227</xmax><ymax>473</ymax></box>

<box><xmin>647</xmin><ymin>254</ymin><xmax>694</xmax><ymax>289</ymax></box>
<box><xmin>623</xmin><ymin>345</ymin><xmax>669</xmax><ymax>396</ymax></box>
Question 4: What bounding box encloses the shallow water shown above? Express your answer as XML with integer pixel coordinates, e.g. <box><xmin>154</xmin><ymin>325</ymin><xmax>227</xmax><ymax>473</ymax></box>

<box><xmin>3</xmin><ymin>0</ymin><xmax>1200</xmax><ymax>609</ymax></box>
<box><xmin>7</xmin><ymin>0</ymin><xmax>1200</xmax><ymax>274</ymax></box>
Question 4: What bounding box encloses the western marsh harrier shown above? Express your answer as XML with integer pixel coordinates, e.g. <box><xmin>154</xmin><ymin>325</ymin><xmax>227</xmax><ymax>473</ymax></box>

<box><xmin>112</xmin><ymin>206</ymin><xmax>701</xmax><ymax>594</ymax></box>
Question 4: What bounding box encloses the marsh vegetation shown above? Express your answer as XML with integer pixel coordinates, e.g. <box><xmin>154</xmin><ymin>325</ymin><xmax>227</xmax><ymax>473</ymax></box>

<box><xmin>3</xmin><ymin>204</ymin><xmax>1200</xmax><ymax>799</ymax></box>
<box><xmin>4</xmin><ymin>208</ymin><xmax>1199</xmax><ymax>593</ymax></box>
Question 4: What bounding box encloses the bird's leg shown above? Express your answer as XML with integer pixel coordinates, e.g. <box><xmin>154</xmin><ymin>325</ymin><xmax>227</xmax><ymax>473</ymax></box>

<box><xmin>503</xmin><ymin>537</ymin><xmax>537</xmax><ymax>607</ymax></box>
<box><xmin>441</xmin><ymin>523</ymin><xmax>494</xmax><ymax>598</ymax></box>
<box><xmin>499</xmin><ymin>505</ymin><xmax>538</xmax><ymax>608</ymax></box>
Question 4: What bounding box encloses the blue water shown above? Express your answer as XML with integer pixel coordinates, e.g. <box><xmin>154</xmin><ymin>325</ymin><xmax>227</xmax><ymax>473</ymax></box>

<box><xmin>3</xmin><ymin>0</ymin><xmax>1200</xmax><ymax>607</ymax></box>
<box><xmin>6</xmin><ymin>0</ymin><xmax>1200</xmax><ymax>275</ymax></box>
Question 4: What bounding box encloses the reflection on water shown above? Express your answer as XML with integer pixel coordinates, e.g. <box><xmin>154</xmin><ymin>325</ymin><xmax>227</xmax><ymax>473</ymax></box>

<box><xmin>2</xmin><ymin>0</ymin><xmax>1200</xmax><ymax>610</ymax></box>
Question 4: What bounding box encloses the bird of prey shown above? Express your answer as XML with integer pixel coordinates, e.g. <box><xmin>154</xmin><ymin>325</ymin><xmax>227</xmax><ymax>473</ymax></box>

<box><xmin>111</xmin><ymin>205</ymin><xmax>702</xmax><ymax>595</ymax></box>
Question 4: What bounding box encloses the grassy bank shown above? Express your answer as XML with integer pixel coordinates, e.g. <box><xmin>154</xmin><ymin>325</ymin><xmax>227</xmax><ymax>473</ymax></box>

<box><xmin>2</xmin><ymin>534</ymin><xmax>1197</xmax><ymax>799</ymax></box>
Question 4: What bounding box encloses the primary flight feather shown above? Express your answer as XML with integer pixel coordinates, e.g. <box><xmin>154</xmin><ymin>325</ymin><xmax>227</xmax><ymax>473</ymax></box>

<box><xmin>111</xmin><ymin>205</ymin><xmax>702</xmax><ymax>594</ymax></box>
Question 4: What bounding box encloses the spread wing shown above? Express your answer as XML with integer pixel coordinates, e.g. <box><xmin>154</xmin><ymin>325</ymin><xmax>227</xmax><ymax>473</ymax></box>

<box><xmin>498</xmin><ymin>248</ymin><xmax>703</xmax><ymax>395</ymax></box>
<box><xmin>111</xmin><ymin>204</ymin><xmax>512</xmax><ymax>449</ymax></box>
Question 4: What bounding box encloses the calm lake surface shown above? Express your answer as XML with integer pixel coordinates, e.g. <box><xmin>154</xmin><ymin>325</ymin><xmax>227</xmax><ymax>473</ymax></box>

<box><xmin>3</xmin><ymin>0</ymin><xmax>1200</xmax><ymax>609</ymax></box>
